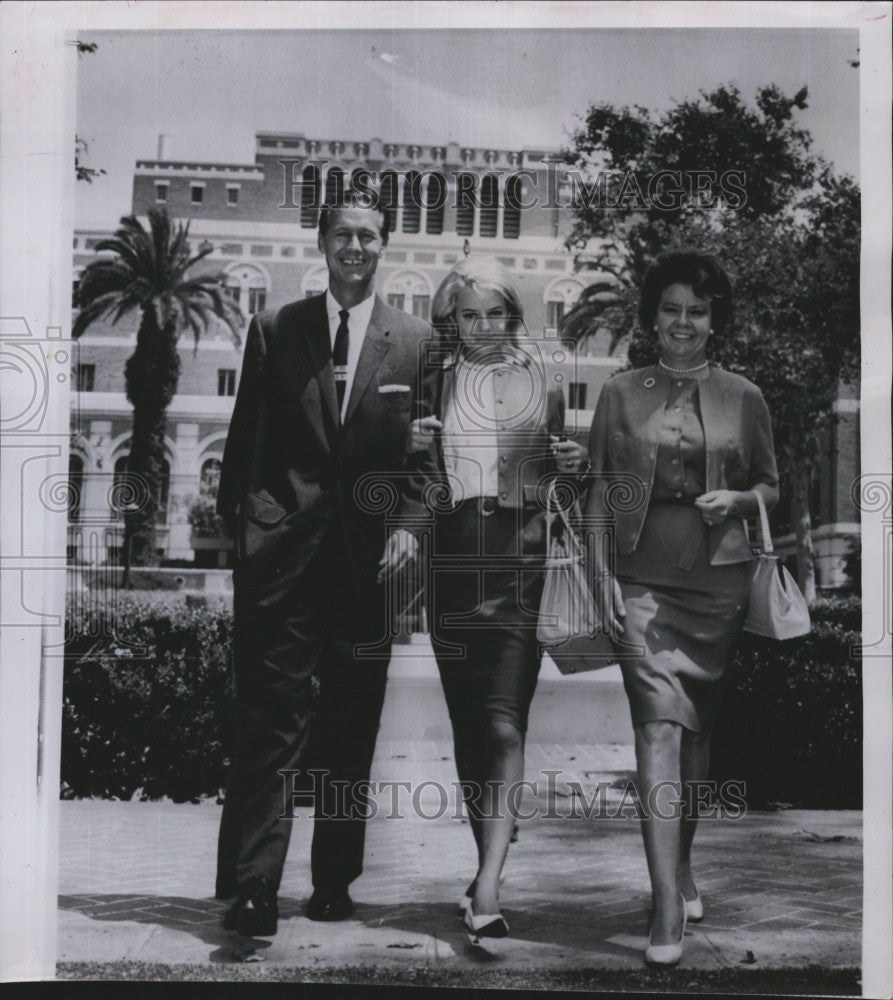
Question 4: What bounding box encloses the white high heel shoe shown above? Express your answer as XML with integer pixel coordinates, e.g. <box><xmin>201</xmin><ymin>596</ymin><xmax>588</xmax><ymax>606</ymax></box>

<box><xmin>644</xmin><ymin>893</ymin><xmax>687</xmax><ymax>967</ymax></box>
<box><xmin>683</xmin><ymin>892</ymin><xmax>704</xmax><ymax>923</ymax></box>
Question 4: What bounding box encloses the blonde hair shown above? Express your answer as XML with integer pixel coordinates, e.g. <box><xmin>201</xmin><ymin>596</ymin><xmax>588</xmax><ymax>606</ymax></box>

<box><xmin>431</xmin><ymin>256</ymin><xmax>525</xmax><ymax>345</ymax></box>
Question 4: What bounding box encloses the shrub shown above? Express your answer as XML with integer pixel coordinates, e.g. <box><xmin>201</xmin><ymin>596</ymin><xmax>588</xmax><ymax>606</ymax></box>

<box><xmin>709</xmin><ymin>597</ymin><xmax>862</xmax><ymax>809</ymax></box>
<box><xmin>62</xmin><ymin>595</ymin><xmax>235</xmax><ymax>801</ymax></box>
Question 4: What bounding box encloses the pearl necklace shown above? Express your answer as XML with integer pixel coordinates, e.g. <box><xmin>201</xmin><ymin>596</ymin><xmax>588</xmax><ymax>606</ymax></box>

<box><xmin>659</xmin><ymin>359</ymin><xmax>709</xmax><ymax>375</ymax></box>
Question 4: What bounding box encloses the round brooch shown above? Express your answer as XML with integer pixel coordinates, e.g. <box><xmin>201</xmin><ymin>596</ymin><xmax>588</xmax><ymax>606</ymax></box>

<box><xmin>643</xmin><ymin>377</ymin><xmax>656</xmax><ymax>388</ymax></box>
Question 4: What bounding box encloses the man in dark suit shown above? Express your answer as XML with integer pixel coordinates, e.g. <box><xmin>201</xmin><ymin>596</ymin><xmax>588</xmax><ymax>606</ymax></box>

<box><xmin>215</xmin><ymin>189</ymin><xmax>429</xmax><ymax>936</ymax></box>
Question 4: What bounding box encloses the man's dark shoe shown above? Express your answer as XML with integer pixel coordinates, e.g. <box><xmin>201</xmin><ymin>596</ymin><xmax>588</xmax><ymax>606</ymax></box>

<box><xmin>305</xmin><ymin>889</ymin><xmax>354</xmax><ymax>922</ymax></box>
<box><xmin>223</xmin><ymin>876</ymin><xmax>279</xmax><ymax>936</ymax></box>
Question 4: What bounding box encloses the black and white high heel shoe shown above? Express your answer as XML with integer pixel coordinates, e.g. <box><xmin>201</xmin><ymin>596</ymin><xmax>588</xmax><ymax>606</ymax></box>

<box><xmin>463</xmin><ymin>902</ymin><xmax>509</xmax><ymax>945</ymax></box>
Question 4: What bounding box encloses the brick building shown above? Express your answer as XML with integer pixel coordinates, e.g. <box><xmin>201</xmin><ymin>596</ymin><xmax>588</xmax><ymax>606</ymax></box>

<box><xmin>69</xmin><ymin>131</ymin><xmax>858</xmax><ymax>586</ymax></box>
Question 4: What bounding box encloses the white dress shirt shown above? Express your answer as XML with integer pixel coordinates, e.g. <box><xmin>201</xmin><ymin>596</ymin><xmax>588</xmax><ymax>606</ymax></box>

<box><xmin>441</xmin><ymin>355</ymin><xmax>501</xmax><ymax>503</ymax></box>
<box><xmin>325</xmin><ymin>289</ymin><xmax>375</xmax><ymax>420</ymax></box>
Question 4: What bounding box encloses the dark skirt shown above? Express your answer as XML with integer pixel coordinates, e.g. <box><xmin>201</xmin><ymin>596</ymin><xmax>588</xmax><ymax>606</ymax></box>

<box><xmin>428</xmin><ymin>500</ymin><xmax>546</xmax><ymax>733</ymax></box>
<box><xmin>615</xmin><ymin>504</ymin><xmax>749</xmax><ymax>733</ymax></box>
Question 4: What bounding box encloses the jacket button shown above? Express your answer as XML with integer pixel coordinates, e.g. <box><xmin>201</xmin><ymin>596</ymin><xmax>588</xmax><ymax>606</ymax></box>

<box><xmin>501</xmin><ymin>491</ymin><xmax>507</xmax><ymax>499</ymax></box>
<box><xmin>501</xmin><ymin>456</ymin><xmax>507</xmax><ymax>464</ymax></box>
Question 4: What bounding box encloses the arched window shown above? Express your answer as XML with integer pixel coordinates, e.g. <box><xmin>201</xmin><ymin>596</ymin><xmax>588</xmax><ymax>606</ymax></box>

<box><xmin>456</xmin><ymin>173</ymin><xmax>476</xmax><ymax>236</ymax></box>
<box><xmin>200</xmin><ymin>457</ymin><xmax>222</xmax><ymax>495</ymax></box>
<box><xmin>325</xmin><ymin>166</ymin><xmax>345</xmax><ymax>206</ymax></box>
<box><xmin>301</xmin><ymin>164</ymin><xmax>321</xmax><ymax>228</ymax></box>
<box><xmin>425</xmin><ymin>172</ymin><xmax>446</xmax><ymax>235</ymax></box>
<box><xmin>225</xmin><ymin>264</ymin><xmax>270</xmax><ymax>318</ymax></box>
<box><xmin>379</xmin><ymin>171</ymin><xmax>399</xmax><ymax>234</ymax></box>
<box><xmin>301</xmin><ymin>266</ymin><xmax>328</xmax><ymax>299</ymax></box>
<box><xmin>402</xmin><ymin>171</ymin><xmax>422</xmax><ymax>234</ymax></box>
<box><xmin>479</xmin><ymin>174</ymin><xmax>499</xmax><ymax>238</ymax></box>
<box><xmin>503</xmin><ymin>174</ymin><xmax>523</xmax><ymax>239</ymax></box>
<box><xmin>68</xmin><ymin>453</ymin><xmax>84</xmax><ymax>522</ymax></box>
<box><xmin>386</xmin><ymin>271</ymin><xmax>432</xmax><ymax>321</ymax></box>
<box><xmin>544</xmin><ymin>278</ymin><xmax>584</xmax><ymax>332</ymax></box>
<box><xmin>113</xmin><ymin>453</ymin><xmax>170</xmax><ymax>526</ymax></box>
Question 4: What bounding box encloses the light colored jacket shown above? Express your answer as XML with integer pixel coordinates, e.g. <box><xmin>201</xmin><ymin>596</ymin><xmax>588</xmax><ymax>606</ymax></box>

<box><xmin>586</xmin><ymin>364</ymin><xmax>778</xmax><ymax>564</ymax></box>
<box><xmin>406</xmin><ymin>344</ymin><xmax>567</xmax><ymax>510</ymax></box>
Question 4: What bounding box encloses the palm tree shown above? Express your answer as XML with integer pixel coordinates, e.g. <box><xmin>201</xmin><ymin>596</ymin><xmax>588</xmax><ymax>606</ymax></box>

<box><xmin>560</xmin><ymin>279</ymin><xmax>631</xmax><ymax>356</ymax></box>
<box><xmin>74</xmin><ymin>208</ymin><xmax>242</xmax><ymax>575</ymax></box>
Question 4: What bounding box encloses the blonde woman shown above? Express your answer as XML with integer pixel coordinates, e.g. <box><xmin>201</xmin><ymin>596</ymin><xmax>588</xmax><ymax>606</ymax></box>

<box><xmin>406</xmin><ymin>257</ymin><xmax>587</xmax><ymax>942</ymax></box>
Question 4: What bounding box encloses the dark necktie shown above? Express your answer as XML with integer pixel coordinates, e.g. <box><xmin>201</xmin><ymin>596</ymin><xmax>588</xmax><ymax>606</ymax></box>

<box><xmin>333</xmin><ymin>308</ymin><xmax>349</xmax><ymax>414</ymax></box>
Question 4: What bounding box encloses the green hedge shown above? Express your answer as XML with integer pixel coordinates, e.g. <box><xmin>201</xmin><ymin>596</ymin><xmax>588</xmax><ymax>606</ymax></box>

<box><xmin>62</xmin><ymin>595</ymin><xmax>862</xmax><ymax>807</ymax></box>
<box><xmin>62</xmin><ymin>595</ymin><xmax>234</xmax><ymax>801</ymax></box>
<box><xmin>709</xmin><ymin>597</ymin><xmax>862</xmax><ymax>809</ymax></box>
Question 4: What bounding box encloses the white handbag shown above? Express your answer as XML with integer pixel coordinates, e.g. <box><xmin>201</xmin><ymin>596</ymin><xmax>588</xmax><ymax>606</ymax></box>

<box><xmin>537</xmin><ymin>481</ymin><xmax>614</xmax><ymax>673</ymax></box>
<box><xmin>743</xmin><ymin>491</ymin><xmax>811</xmax><ymax>640</ymax></box>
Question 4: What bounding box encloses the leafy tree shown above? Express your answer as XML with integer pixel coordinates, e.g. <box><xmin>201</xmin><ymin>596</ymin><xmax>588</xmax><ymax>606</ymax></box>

<box><xmin>72</xmin><ymin>40</ymin><xmax>106</xmax><ymax>183</ymax></box>
<box><xmin>73</xmin><ymin>208</ymin><xmax>242</xmax><ymax>576</ymax></box>
<box><xmin>560</xmin><ymin>85</ymin><xmax>860</xmax><ymax>598</ymax></box>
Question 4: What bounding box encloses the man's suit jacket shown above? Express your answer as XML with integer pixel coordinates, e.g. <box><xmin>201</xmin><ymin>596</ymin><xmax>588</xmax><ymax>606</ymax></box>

<box><xmin>586</xmin><ymin>364</ymin><xmax>779</xmax><ymax>564</ymax></box>
<box><xmin>218</xmin><ymin>293</ymin><xmax>431</xmax><ymax>604</ymax></box>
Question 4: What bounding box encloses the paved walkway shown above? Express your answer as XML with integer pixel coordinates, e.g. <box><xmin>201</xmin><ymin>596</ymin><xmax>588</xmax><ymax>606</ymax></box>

<box><xmin>57</xmin><ymin>736</ymin><xmax>862</xmax><ymax>976</ymax></box>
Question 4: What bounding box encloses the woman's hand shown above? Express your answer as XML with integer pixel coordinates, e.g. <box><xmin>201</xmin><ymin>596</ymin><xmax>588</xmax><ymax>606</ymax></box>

<box><xmin>409</xmin><ymin>415</ymin><xmax>443</xmax><ymax>452</ymax></box>
<box><xmin>595</xmin><ymin>569</ymin><xmax>626</xmax><ymax>636</ymax></box>
<box><xmin>694</xmin><ymin>489</ymin><xmax>740</xmax><ymax>526</ymax></box>
<box><xmin>550</xmin><ymin>435</ymin><xmax>588</xmax><ymax>474</ymax></box>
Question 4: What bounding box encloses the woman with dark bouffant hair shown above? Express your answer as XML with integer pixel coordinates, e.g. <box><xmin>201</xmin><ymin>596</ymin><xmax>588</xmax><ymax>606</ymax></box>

<box><xmin>405</xmin><ymin>256</ymin><xmax>588</xmax><ymax>944</ymax></box>
<box><xmin>586</xmin><ymin>248</ymin><xmax>778</xmax><ymax>966</ymax></box>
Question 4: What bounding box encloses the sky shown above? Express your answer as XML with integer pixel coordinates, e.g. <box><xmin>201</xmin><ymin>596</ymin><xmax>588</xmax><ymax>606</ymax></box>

<box><xmin>73</xmin><ymin>27</ymin><xmax>861</xmax><ymax>229</ymax></box>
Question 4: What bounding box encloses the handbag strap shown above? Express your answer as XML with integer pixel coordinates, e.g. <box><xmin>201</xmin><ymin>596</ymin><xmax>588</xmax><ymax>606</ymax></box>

<box><xmin>753</xmin><ymin>490</ymin><xmax>774</xmax><ymax>555</ymax></box>
<box><xmin>545</xmin><ymin>478</ymin><xmax>578</xmax><ymax>550</ymax></box>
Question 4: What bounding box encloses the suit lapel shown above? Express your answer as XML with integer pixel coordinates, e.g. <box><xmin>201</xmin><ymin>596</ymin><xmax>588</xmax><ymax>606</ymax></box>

<box><xmin>301</xmin><ymin>294</ymin><xmax>339</xmax><ymax>432</ymax></box>
<box><xmin>343</xmin><ymin>296</ymin><xmax>391</xmax><ymax>426</ymax></box>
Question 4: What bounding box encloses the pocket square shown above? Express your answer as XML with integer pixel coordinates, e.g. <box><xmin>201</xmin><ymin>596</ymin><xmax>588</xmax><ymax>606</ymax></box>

<box><xmin>378</xmin><ymin>384</ymin><xmax>411</xmax><ymax>394</ymax></box>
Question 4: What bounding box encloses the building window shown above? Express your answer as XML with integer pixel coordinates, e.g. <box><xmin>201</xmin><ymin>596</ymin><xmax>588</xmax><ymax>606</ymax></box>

<box><xmin>113</xmin><ymin>453</ymin><xmax>169</xmax><ymax>526</ymax></box>
<box><xmin>68</xmin><ymin>454</ymin><xmax>84</xmax><ymax>522</ymax></box>
<box><xmin>379</xmin><ymin>171</ymin><xmax>399</xmax><ymax>234</ymax></box>
<box><xmin>479</xmin><ymin>174</ymin><xmax>499</xmax><ymax>238</ymax></box>
<box><xmin>74</xmin><ymin>364</ymin><xmax>95</xmax><ymax>392</ymax></box>
<box><xmin>412</xmin><ymin>295</ymin><xmax>431</xmax><ymax>320</ymax></box>
<box><xmin>72</xmin><ymin>269</ymin><xmax>83</xmax><ymax>304</ymax></box>
<box><xmin>217</xmin><ymin>369</ymin><xmax>236</xmax><ymax>396</ymax></box>
<box><xmin>155</xmin><ymin>182</ymin><xmax>169</xmax><ymax>204</ymax></box>
<box><xmin>325</xmin><ymin>167</ymin><xmax>344</xmax><ymax>206</ymax></box>
<box><xmin>545</xmin><ymin>279</ymin><xmax>584</xmax><ymax>334</ymax></box>
<box><xmin>201</xmin><ymin>457</ymin><xmax>222</xmax><ymax>494</ymax></box>
<box><xmin>547</xmin><ymin>301</ymin><xmax>565</xmax><ymax>330</ymax></box>
<box><xmin>456</xmin><ymin>173</ymin><xmax>476</xmax><ymax>236</ymax></box>
<box><xmin>227</xmin><ymin>185</ymin><xmax>240</xmax><ymax>206</ymax></box>
<box><xmin>224</xmin><ymin>263</ymin><xmax>269</xmax><ymax>322</ymax></box>
<box><xmin>503</xmin><ymin>174</ymin><xmax>522</xmax><ymax>239</ymax></box>
<box><xmin>425</xmin><ymin>173</ymin><xmax>446</xmax><ymax>235</ymax></box>
<box><xmin>190</xmin><ymin>184</ymin><xmax>204</xmax><ymax>205</ymax></box>
<box><xmin>402</xmin><ymin>172</ymin><xmax>422</xmax><ymax>234</ymax></box>
<box><xmin>386</xmin><ymin>271</ymin><xmax>432</xmax><ymax>321</ymax></box>
<box><xmin>301</xmin><ymin>165</ymin><xmax>321</xmax><ymax>228</ymax></box>
<box><xmin>568</xmin><ymin>382</ymin><xmax>588</xmax><ymax>410</ymax></box>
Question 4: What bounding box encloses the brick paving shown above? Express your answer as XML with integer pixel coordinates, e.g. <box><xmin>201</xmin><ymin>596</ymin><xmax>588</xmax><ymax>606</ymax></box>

<box><xmin>57</xmin><ymin>737</ymin><xmax>862</xmax><ymax>973</ymax></box>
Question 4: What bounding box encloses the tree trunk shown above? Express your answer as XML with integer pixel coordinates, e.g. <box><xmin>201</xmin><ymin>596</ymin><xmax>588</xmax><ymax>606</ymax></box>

<box><xmin>791</xmin><ymin>447</ymin><xmax>817</xmax><ymax>601</ymax></box>
<box><xmin>122</xmin><ymin>314</ymin><xmax>180</xmax><ymax>571</ymax></box>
